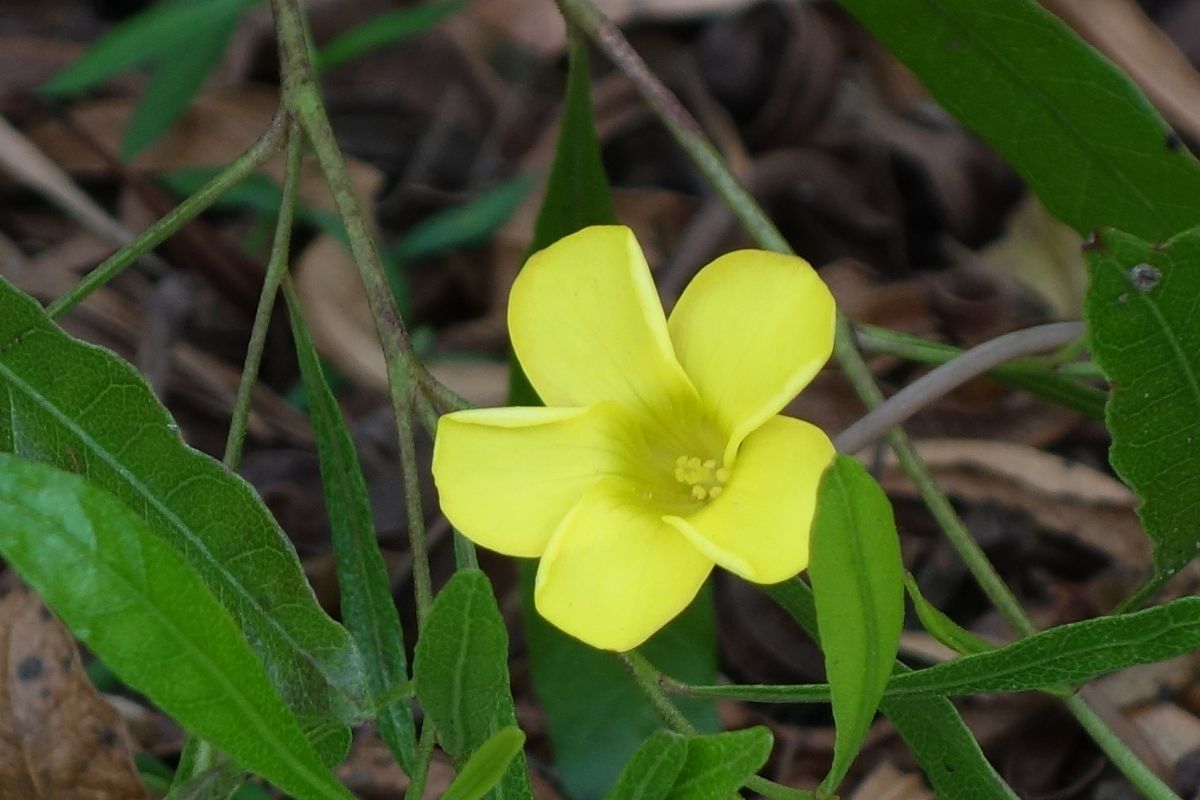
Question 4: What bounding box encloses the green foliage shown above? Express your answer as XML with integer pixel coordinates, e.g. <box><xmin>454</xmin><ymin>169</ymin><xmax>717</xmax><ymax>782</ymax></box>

<box><xmin>315</xmin><ymin>0</ymin><xmax>465</xmax><ymax>71</ymax></box>
<box><xmin>602</xmin><ymin>731</ymin><xmax>688</xmax><ymax>800</ymax></box>
<box><xmin>808</xmin><ymin>456</ymin><xmax>904</xmax><ymax>793</ymax></box>
<box><xmin>663</xmin><ymin>728</ymin><xmax>773</xmax><ymax>800</ymax></box>
<box><xmin>905</xmin><ymin>574</ymin><xmax>993</xmax><ymax>656</ymax></box>
<box><xmin>0</xmin><ymin>455</ymin><xmax>353</xmax><ymax>800</ymax></box>
<box><xmin>442</xmin><ymin>726</ymin><xmax>528</xmax><ymax>800</ymax></box>
<box><xmin>0</xmin><ymin>276</ymin><xmax>366</xmax><ymax>725</ymax></box>
<box><xmin>284</xmin><ymin>283</ymin><xmax>418</xmax><ymax>772</ymax></box>
<box><xmin>43</xmin><ymin>0</ymin><xmax>259</xmax><ymax>157</ymax></box>
<box><xmin>389</xmin><ymin>175</ymin><xmax>535</xmax><ymax>262</ymax></box>
<box><xmin>766</xmin><ymin>580</ymin><xmax>1019</xmax><ymax>799</ymax></box>
<box><xmin>839</xmin><ymin>0</ymin><xmax>1200</xmax><ymax>241</ymax></box>
<box><xmin>1085</xmin><ymin>227</ymin><xmax>1200</xmax><ymax>575</ymax></box>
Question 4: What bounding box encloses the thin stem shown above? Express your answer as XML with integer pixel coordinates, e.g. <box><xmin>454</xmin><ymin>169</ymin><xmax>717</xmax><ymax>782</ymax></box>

<box><xmin>1113</xmin><ymin>572</ymin><xmax>1169</xmax><ymax>616</ymax></box>
<box><xmin>1065</xmin><ymin>693</ymin><xmax>1179</xmax><ymax>800</ymax></box>
<box><xmin>403</xmin><ymin>722</ymin><xmax>438</xmax><ymax>800</ymax></box>
<box><xmin>553</xmin><ymin>3</ymin><xmax>1175</xmax><ymax>796</ymax></box>
<box><xmin>744</xmin><ymin>776</ymin><xmax>817</xmax><ymax>800</ymax></box>
<box><xmin>835</xmin><ymin>322</ymin><xmax>1085</xmax><ymax>453</ymax></box>
<box><xmin>224</xmin><ymin>119</ymin><xmax>304</xmax><ymax>469</ymax></box>
<box><xmin>47</xmin><ymin>113</ymin><xmax>288</xmax><ymax>320</ymax></box>
<box><xmin>396</xmin><ymin>386</ymin><xmax>434</xmax><ymax>624</ymax></box>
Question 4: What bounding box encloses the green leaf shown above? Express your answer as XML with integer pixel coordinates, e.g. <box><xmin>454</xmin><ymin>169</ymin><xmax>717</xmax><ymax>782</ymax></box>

<box><xmin>1085</xmin><ymin>227</ymin><xmax>1200</xmax><ymax>574</ymax></box>
<box><xmin>602</xmin><ymin>730</ymin><xmax>688</xmax><ymax>800</ymax></box>
<box><xmin>0</xmin><ymin>276</ymin><xmax>367</xmax><ymax>723</ymax></box>
<box><xmin>766</xmin><ymin>580</ymin><xmax>1018</xmax><ymax>800</ymax></box>
<box><xmin>315</xmin><ymin>0</ymin><xmax>465</xmax><ymax>71</ymax></box>
<box><xmin>904</xmin><ymin>573</ymin><xmax>993</xmax><ymax>656</ymax></box>
<box><xmin>0</xmin><ymin>455</ymin><xmax>353</xmax><ymax>800</ymax></box>
<box><xmin>838</xmin><ymin>0</ymin><xmax>1200</xmax><ymax>241</ymax></box>
<box><xmin>42</xmin><ymin>0</ymin><xmax>253</xmax><ymax>96</ymax></box>
<box><xmin>663</xmin><ymin>728</ymin><xmax>773</xmax><ymax>800</ymax></box>
<box><xmin>442</xmin><ymin>726</ymin><xmax>527</xmax><ymax>800</ymax></box>
<box><xmin>284</xmin><ymin>282</ymin><xmax>417</xmax><ymax>772</ymax></box>
<box><xmin>522</xmin><ymin>564</ymin><xmax>718</xmax><ymax>800</ymax></box>
<box><xmin>389</xmin><ymin>175</ymin><xmax>535</xmax><ymax>263</ymax></box>
<box><xmin>808</xmin><ymin>455</ymin><xmax>904</xmax><ymax>794</ymax></box>
<box><xmin>888</xmin><ymin>597</ymin><xmax>1200</xmax><ymax>696</ymax></box>
<box><xmin>413</xmin><ymin>570</ymin><xmax>510</xmax><ymax>759</ymax></box>
<box><xmin>120</xmin><ymin>10</ymin><xmax>241</xmax><ymax>158</ymax></box>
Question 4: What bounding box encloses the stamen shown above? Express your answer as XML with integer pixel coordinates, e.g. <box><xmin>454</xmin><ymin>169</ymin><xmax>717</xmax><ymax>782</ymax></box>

<box><xmin>691</xmin><ymin>485</ymin><xmax>709</xmax><ymax>500</ymax></box>
<box><xmin>716</xmin><ymin>467</ymin><xmax>731</xmax><ymax>483</ymax></box>
<box><xmin>673</xmin><ymin>453</ymin><xmax>731</xmax><ymax>503</ymax></box>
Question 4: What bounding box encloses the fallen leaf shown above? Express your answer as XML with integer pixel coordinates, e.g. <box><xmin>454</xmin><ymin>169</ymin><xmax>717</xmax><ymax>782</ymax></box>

<box><xmin>848</xmin><ymin>760</ymin><xmax>934</xmax><ymax>800</ymax></box>
<box><xmin>0</xmin><ymin>584</ymin><xmax>145</xmax><ymax>800</ymax></box>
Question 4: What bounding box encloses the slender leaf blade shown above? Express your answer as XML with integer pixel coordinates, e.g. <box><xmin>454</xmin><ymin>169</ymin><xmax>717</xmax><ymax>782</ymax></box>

<box><xmin>905</xmin><ymin>573</ymin><xmax>993</xmax><ymax>656</ymax></box>
<box><xmin>442</xmin><ymin>726</ymin><xmax>527</xmax><ymax>800</ymax></box>
<box><xmin>808</xmin><ymin>455</ymin><xmax>904</xmax><ymax>793</ymax></box>
<box><xmin>0</xmin><ymin>276</ymin><xmax>367</xmax><ymax>723</ymax></box>
<box><xmin>284</xmin><ymin>283</ymin><xmax>417</xmax><ymax>771</ymax></box>
<box><xmin>602</xmin><ymin>730</ymin><xmax>688</xmax><ymax>800</ymax></box>
<box><xmin>315</xmin><ymin>0</ymin><xmax>465</xmax><ymax>71</ymax></box>
<box><xmin>390</xmin><ymin>175</ymin><xmax>535</xmax><ymax>262</ymax></box>
<box><xmin>1085</xmin><ymin>227</ymin><xmax>1200</xmax><ymax>574</ymax></box>
<box><xmin>0</xmin><ymin>455</ymin><xmax>353</xmax><ymax>800</ymax></box>
<box><xmin>838</xmin><ymin>0</ymin><xmax>1200</xmax><ymax>241</ymax></box>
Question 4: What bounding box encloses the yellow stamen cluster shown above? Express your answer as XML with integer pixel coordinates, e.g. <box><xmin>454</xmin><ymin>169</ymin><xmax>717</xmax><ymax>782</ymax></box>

<box><xmin>673</xmin><ymin>455</ymin><xmax>731</xmax><ymax>501</ymax></box>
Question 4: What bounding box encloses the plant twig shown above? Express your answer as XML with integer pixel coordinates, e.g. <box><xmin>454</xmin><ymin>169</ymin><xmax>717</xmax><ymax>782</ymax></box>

<box><xmin>47</xmin><ymin>113</ymin><xmax>288</xmax><ymax>320</ymax></box>
<box><xmin>835</xmin><ymin>322</ymin><xmax>1085</xmax><ymax>453</ymax></box>
<box><xmin>224</xmin><ymin>119</ymin><xmax>304</xmax><ymax>469</ymax></box>
<box><xmin>403</xmin><ymin>721</ymin><xmax>438</xmax><ymax>800</ymax></box>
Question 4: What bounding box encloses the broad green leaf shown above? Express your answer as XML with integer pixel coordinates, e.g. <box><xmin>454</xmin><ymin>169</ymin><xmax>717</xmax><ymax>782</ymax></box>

<box><xmin>42</xmin><ymin>0</ymin><xmax>252</xmax><ymax>95</ymax></box>
<box><xmin>0</xmin><ymin>455</ymin><xmax>353</xmax><ymax>800</ymax></box>
<box><xmin>904</xmin><ymin>573</ymin><xmax>993</xmax><ymax>656</ymax></box>
<box><xmin>413</xmin><ymin>570</ymin><xmax>511</xmax><ymax>759</ymax></box>
<box><xmin>888</xmin><ymin>597</ymin><xmax>1200</xmax><ymax>696</ymax></box>
<box><xmin>442</xmin><ymin>726</ymin><xmax>527</xmax><ymax>800</ymax></box>
<box><xmin>0</xmin><ymin>276</ymin><xmax>366</xmax><ymax>723</ymax></box>
<box><xmin>766</xmin><ymin>580</ymin><xmax>1018</xmax><ymax>800</ymax></box>
<box><xmin>839</xmin><ymin>0</ymin><xmax>1200</xmax><ymax>241</ymax></box>
<box><xmin>663</xmin><ymin>728</ymin><xmax>773</xmax><ymax>800</ymax></box>
<box><xmin>389</xmin><ymin>175</ymin><xmax>535</xmax><ymax>263</ymax></box>
<box><xmin>1085</xmin><ymin>227</ymin><xmax>1200</xmax><ymax>574</ymax></box>
<box><xmin>510</xmin><ymin>28</ymin><xmax>718</xmax><ymax>800</ymax></box>
<box><xmin>521</xmin><ymin>565</ymin><xmax>718</xmax><ymax>800</ymax></box>
<box><xmin>602</xmin><ymin>730</ymin><xmax>688</xmax><ymax>800</ymax></box>
<box><xmin>121</xmin><ymin>10</ymin><xmax>241</xmax><ymax>158</ymax></box>
<box><xmin>315</xmin><ymin>0</ymin><xmax>465</xmax><ymax>71</ymax></box>
<box><xmin>284</xmin><ymin>283</ymin><xmax>417</xmax><ymax>772</ymax></box>
<box><xmin>808</xmin><ymin>455</ymin><xmax>904</xmax><ymax>794</ymax></box>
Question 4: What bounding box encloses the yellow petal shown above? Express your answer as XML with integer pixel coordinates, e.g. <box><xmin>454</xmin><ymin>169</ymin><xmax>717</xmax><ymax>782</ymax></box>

<box><xmin>667</xmin><ymin>250</ymin><xmax>835</xmax><ymax>461</ymax></box>
<box><xmin>664</xmin><ymin>415</ymin><xmax>834</xmax><ymax>584</ymax></box>
<box><xmin>509</xmin><ymin>225</ymin><xmax>694</xmax><ymax>413</ymax></box>
<box><xmin>535</xmin><ymin>483</ymin><xmax>713</xmax><ymax>651</ymax></box>
<box><xmin>432</xmin><ymin>404</ymin><xmax>625</xmax><ymax>557</ymax></box>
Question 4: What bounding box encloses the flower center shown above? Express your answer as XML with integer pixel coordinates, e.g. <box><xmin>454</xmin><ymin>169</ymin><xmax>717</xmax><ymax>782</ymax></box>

<box><xmin>673</xmin><ymin>455</ymin><xmax>731</xmax><ymax>501</ymax></box>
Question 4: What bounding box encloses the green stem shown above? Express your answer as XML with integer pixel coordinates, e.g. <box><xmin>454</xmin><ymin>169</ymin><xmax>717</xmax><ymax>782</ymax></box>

<box><xmin>403</xmin><ymin>721</ymin><xmax>438</xmax><ymax>800</ymax></box>
<box><xmin>1113</xmin><ymin>572</ymin><xmax>1169</xmax><ymax>616</ymax></box>
<box><xmin>554</xmin><ymin>2</ymin><xmax>1175</xmax><ymax>797</ymax></box>
<box><xmin>1065</xmin><ymin>693</ymin><xmax>1179</xmax><ymax>800</ymax></box>
<box><xmin>224</xmin><ymin>119</ymin><xmax>304</xmax><ymax>469</ymax></box>
<box><xmin>47</xmin><ymin>113</ymin><xmax>288</xmax><ymax>320</ymax></box>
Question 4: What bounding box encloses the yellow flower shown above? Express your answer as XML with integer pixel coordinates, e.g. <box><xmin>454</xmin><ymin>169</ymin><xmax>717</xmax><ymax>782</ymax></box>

<box><xmin>432</xmin><ymin>226</ymin><xmax>836</xmax><ymax>651</ymax></box>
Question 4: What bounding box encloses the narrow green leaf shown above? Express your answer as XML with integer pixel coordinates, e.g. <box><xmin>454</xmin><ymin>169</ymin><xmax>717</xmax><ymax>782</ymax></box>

<box><xmin>1085</xmin><ymin>227</ymin><xmax>1200</xmax><ymax>574</ymax></box>
<box><xmin>284</xmin><ymin>283</ymin><xmax>417</xmax><ymax>772</ymax></box>
<box><xmin>838</xmin><ymin>0</ymin><xmax>1200</xmax><ymax>241</ymax></box>
<box><xmin>889</xmin><ymin>597</ymin><xmax>1200</xmax><ymax>696</ymax></box>
<box><xmin>808</xmin><ymin>455</ymin><xmax>904</xmax><ymax>794</ymax></box>
<box><xmin>42</xmin><ymin>0</ymin><xmax>253</xmax><ymax>96</ymax></box>
<box><xmin>0</xmin><ymin>276</ymin><xmax>367</xmax><ymax>723</ymax></box>
<box><xmin>315</xmin><ymin>0</ymin><xmax>465</xmax><ymax>71</ymax></box>
<box><xmin>442</xmin><ymin>726</ymin><xmax>527</xmax><ymax>800</ymax></box>
<box><xmin>0</xmin><ymin>455</ymin><xmax>353</xmax><ymax>800</ymax></box>
<box><xmin>390</xmin><ymin>175</ymin><xmax>535</xmax><ymax>263</ymax></box>
<box><xmin>413</xmin><ymin>570</ymin><xmax>510</xmax><ymax>759</ymax></box>
<box><xmin>521</xmin><ymin>565</ymin><xmax>718</xmax><ymax>800</ymax></box>
<box><xmin>602</xmin><ymin>730</ymin><xmax>688</xmax><ymax>800</ymax></box>
<box><xmin>121</xmin><ymin>10</ymin><xmax>241</xmax><ymax>158</ymax></box>
<box><xmin>904</xmin><ymin>574</ymin><xmax>993</xmax><ymax>656</ymax></box>
<box><xmin>663</xmin><ymin>728</ymin><xmax>773</xmax><ymax>800</ymax></box>
<box><xmin>765</xmin><ymin>580</ymin><xmax>1019</xmax><ymax>800</ymax></box>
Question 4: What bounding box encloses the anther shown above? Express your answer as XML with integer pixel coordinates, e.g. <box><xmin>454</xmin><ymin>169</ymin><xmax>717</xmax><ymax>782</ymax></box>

<box><xmin>691</xmin><ymin>485</ymin><xmax>708</xmax><ymax>500</ymax></box>
<box><xmin>716</xmin><ymin>467</ymin><xmax>731</xmax><ymax>483</ymax></box>
<box><xmin>708</xmin><ymin>486</ymin><xmax>723</xmax><ymax>499</ymax></box>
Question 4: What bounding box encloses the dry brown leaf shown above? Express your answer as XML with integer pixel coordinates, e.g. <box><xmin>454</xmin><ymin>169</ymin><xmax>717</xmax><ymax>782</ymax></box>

<box><xmin>1042</xmin><ymin>0</ymin><xmax>1200</xmax><ymax>144</ymax></box>
<box><xmin>0</xmin><ymin>585</ymin><xmax>144</xmax><ymax>800</ymax></box>
<box><xmin>23</xmin><ymin>86</ymin><xmax>382</xmax><ymax>214</ymax></box>
<box><xmin>848</xmin><ymin>761</ymin><xmax>934</xmax><ymax>800</ymax></box>
<box><xmin>1129</xmin><ymin>704</ymin><xmax>1200</xmax><ymax>771</ymax></box>
<box><xmin>875</xmin><ymin>439</ymin><xmax>1150</xmax><ymax>570</ymax></box>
